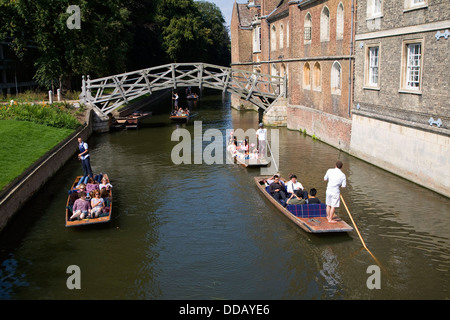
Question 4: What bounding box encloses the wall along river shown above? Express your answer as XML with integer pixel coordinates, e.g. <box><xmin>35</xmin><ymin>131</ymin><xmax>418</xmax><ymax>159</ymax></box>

<box><xmin>0</xmin><ymin>93</ymin><xmax>449</xmax><ymax>300</ymax></box>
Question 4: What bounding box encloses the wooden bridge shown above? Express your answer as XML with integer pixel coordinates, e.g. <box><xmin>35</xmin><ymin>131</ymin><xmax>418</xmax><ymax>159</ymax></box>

<box><xmin>80</xmin><ymin>63</ymin><xmax>286</xmax><ymax>116</ymax></box>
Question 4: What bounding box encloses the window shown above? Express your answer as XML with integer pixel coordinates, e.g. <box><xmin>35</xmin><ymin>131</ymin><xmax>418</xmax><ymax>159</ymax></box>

<box><xmin>313</xmin><ymin>62</ymin><xmax>321</xmax><ymax>91</ymax></box>
<box><xmin>253</xmin><ymin>26</ymin><xmax>261</xmax><ymax>53</ymax></box>
<box><xmin>331</xmin><ymin>62</ymin><xmax>342</xmax><ymax>94</ymax></box>
<box><xmin>336</xmin><ymin>3</ymin><xmax>344</xmax><ymax>40</ymax></box>
<box><xmin>367</xmin><ymin>0</ymin><xmax>383</xmax><ymax>19</ymax></box>
<box><xmin>304</xmin><ymin>13</ymin><xmax>312</xmax><ymax>43</ymax></box>
<box><xmin>320</xmin><ymin>7</ymin><xmax>330</xmax><ymax>42</ymax></box>
<box><xmin>271</xmin><ymin>25</ymin><xmax>277</xmax><ymax>51</ymax></box>
<box><xmin>400</xmin><ymin>40</ymin><xmax>423</xmax><ymax>92</ymax></box>
<box><xmin>404</xmin><ymin>0</ymin><xmax>427</xmax><ymax>11</ymax></box>
<box><xmin>368</xmin><ymin>46</ymin><xmax>379</xmax><ymax>87</ymax></box>
<box><xmin>303</xmin><ymin>63</ymin><xmax>311</xmax><ymax>89</ymax></box>
<box><xmin>280</xmin><ymin>24</ymin><xmax>284</xmax><ymax>49</ymax></box>
<box><xmin>405</xmin><ymin>43</ymin><xmax>421</xmax><ymax>89</ymax></box>
<box><xmin>286</xmin><ymin>22</ymin><xmax>290</xmax><ymax>48</ymax></box>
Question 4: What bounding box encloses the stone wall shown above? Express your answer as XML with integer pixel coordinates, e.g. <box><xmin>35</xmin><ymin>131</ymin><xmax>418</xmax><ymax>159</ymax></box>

<box><xmin>350</xmin><ymin>113</ymin><xmax>450</xmax><ymax>198</ymax></box>
<box><xmin>287</xmin><ymin>104</ymin><xmax>352</xmax><ymax>152</ymax></box>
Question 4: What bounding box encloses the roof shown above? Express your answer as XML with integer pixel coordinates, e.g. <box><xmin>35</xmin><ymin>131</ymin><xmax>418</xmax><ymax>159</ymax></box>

<box><xmin>236</xmin><ymin>2</ymin><xmax>253</xmax><ymax>29</ymax></box>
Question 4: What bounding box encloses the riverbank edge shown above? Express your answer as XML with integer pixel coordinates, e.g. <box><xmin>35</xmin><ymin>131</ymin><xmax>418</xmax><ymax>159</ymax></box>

<box><xmin>0</xmin><ymin>108</ymin><xmax>93</xmax><ymax>234</ymax></box>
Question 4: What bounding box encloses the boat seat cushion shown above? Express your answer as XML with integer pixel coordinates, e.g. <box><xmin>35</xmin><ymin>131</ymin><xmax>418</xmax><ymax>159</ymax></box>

<box><xmin>287</xmin><ymin>203</ymin><xmax>327</xmax><ymax>218</ymax></box>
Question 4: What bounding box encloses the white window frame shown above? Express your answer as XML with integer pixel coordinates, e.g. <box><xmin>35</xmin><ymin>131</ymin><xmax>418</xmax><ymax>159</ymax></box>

<box><xmin>336</xmin><ymin>3</ymin><xmax>344</xmax><ymax>40</ymax></box>
<box><xmin>253</xmin><ymin>26</ymin><xmax>261</xmax><ymax>53</ymax></box>
<box><xmin>304</xmin><ymin>13</ymin><xmax>312</xmax><ymax>44</ymax></box>
<box><xmin>400</xmin><ymin>39</ymin><xmax>423</xmax><ymax>94</ymax></box>
<box><xmin>320</xmin><ymin>6</ymin><xmax>330</xmax><ymax>42</ymax></box>
<box><xmin>367</xmin><ymin>0</ymin><xmax>383</xmax><ymax>19</ymax></box>
<box><xmin>363</xmin><ymin>45</ymin><xmax>380</xmax><ymax>89</ymax></box>
<box><xmin>403</xmin><ymin>0</ymin><xmax>428</xmax><ymax>12</ymax></box>
<box><xmin>331</xmin><ymin>61</ymin><xmax>342</xmax><ymax>95</ymax></box>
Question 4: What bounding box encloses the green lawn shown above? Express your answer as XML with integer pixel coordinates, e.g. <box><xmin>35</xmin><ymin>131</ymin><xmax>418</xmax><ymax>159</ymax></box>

<box><xmin>0</xmin><ymin>120</ymin><xmax>74</xmax><ymax>191</ymax></box>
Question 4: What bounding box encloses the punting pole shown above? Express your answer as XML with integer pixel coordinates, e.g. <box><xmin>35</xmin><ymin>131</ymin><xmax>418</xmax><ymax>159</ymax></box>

<box><xmin>266</xmin><ymin>139</ymin><xmax>279</xmax><ymax>174</ymax></box>
<box><xmin>340</xmin><ymin>194</ymin><xmax>383</xmax><ymax>268</ymax></box>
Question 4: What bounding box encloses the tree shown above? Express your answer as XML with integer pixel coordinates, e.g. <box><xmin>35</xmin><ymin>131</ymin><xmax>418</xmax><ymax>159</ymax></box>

<box><xmin>0</xmin><ymin>0</ymin><xmax>132</xmax><ymax>89</ymax></box>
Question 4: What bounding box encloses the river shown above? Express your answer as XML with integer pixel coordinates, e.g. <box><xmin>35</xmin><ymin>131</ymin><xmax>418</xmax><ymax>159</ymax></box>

<box><xmin>0</xmin><ymin>92</ymin><xmax>449</xmax><ymax>300</ymax></box>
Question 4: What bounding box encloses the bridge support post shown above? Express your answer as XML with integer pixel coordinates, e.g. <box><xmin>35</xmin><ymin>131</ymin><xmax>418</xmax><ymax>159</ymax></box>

<box><xmin>262</xmin><ymin>98</ymin><xmax>287</xmax><ymax>127</ymax></box>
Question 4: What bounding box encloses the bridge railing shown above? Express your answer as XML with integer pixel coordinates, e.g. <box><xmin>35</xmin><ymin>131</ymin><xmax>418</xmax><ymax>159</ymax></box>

<box><xmin>81</xmin><ymin>63</ymin><xmax>285</xmax><ymax>115</ymax></box>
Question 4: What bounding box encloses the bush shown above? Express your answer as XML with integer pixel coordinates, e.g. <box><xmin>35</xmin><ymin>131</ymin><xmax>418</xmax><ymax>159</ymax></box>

<box><xmin>0</xmin><ymin>102</ymin><xmax>80</xmax><ymax>129</ymax></box>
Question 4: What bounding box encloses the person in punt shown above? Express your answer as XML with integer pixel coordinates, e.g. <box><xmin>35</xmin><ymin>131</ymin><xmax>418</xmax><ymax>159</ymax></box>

<box><xmin>307</xmin><ymin>188</ymin><xmax>321</xmax><ymax>204</ymax></box>
<box><xmin>85</xmin><ymin>177</ymin><xmax>99</xmax><ymax>199</ymax></box>
<box><xmin>269</xmin><ymin>175</ymin><xmax>287</xmax><ymax>207</ymax></box>
<box><xmin>286</xmin><ymin>174</ymin><xmax>308</xmax><ymax>200</ymax></box>
<box><xmin>324</xmin><ymin>161</ymin><xmax>347</xmax><ymax>223</ymax></box>
<box><xmin>90</xmin><ymin>190</ymin><xmax>105</xmax><ymax>218</ymax></box>
<box><xmin>69</xmin><ymin>191</ymin><xmax>91</xmax><ymax>221</ymax></box>
<box><xmin>99</xmin><ymin>177</ymin><xmax>112</xmax><ymax>191</ymax></box>
<box><xmin>286</xmin><ymin>192</ymin><xmax>306</xmax><ymax>205</ymax></box>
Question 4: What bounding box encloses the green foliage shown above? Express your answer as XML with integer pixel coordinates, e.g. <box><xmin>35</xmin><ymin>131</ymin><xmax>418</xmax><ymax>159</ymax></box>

<box><xmin>0</xmin><ymin>0</ymin><xmax>231</xmax><ymax>88</ymax></box>
<box><xmin>0</xmin><ymin>102</ymin><xmax>80</xmax><ymax>129</ymax></box>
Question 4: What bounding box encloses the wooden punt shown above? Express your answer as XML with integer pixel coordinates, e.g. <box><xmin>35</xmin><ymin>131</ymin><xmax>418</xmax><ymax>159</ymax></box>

<box><xmin>65</xmin><ymin>176</ymin><xmax>112</xmax><ymax>227</ymax></box>
<box><xmin>186</xmin><ymin>93</ymin><xmax>198</xmax><ymax>100</ymax></box>
<box><xmin>170</xmin><ymin>114</ymin><xmax>189</xmax><ymax>122</ymax></box>
<box><xmin>235</xmin><ymin>154</ymin><xmax>270</xmax><ymax>167</ymax></box>
<box><xmin>254</xmin><ymin>176</ymin><xmax>353</xmax><ymax>233</ymax></box>
<box><xmin>226</xmin><ymin>141</ymin><xmax>270</xmax><ymax>167</ymax></box>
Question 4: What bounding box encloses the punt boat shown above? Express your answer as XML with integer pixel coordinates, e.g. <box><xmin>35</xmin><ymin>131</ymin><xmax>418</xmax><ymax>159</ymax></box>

<box><xmin>170</xmin><ymin>114</ymin><xmax>189</xmax><ymax>122</ymax></box>
<box><xmin>227</xmin><ymin>141</ymin><xmax>269</xmax><ymax>167</ymax></box>
<box><xmin>254</xmin><ymin>176</ymin><xmax>353</xmax><ymax>233</ymax></box>
<box><xmin>65</xmin><ymin>176</ymin><xmax>113</xmax><ymax>227</ymax></box>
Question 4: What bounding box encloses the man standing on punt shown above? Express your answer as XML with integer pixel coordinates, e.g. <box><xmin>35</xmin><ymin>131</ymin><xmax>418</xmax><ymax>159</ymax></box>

<box><xmin>78</xmin><ymin>136</ymin><xmax>93</xmax><ymax>179</ymax></box>
<box><xmin>324</xmin><ymin>161</ymin><xmax>346</xmax><ymax>223</ymax></box>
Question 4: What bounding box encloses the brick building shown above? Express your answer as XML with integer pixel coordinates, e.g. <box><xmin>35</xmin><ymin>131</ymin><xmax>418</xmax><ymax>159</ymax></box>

<box><xmin>351</xmin><ymin>0</ymin><xmax>450</xmax><ymax>197</ymax></box>
<box><xmin>231</xmin><ymin>0</ymin><xmax>355</xmax><ymax>151</ymax></box>
<box><xmin>231</xmin><ymin>0</ymin><xmax>449</xmax><ymax>197</ymax></box>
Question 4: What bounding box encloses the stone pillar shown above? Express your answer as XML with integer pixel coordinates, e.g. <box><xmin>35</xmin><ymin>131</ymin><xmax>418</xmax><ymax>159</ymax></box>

<box><xmin>262</xmin><ymin>98</ymin><xmax>287</xmax><ymax>126</ymax></box>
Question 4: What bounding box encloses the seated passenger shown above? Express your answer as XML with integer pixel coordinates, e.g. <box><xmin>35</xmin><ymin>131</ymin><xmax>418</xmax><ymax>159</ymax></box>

<box><xmin>307</xmin><ymin>188</ymin><xmax>321</xmax><ymax>204</ymax></box>
<box><xmin>286</xmin><ymin>192</ymin><xmax>306</xmax><ymax>205</ymax></box>
<box><xmin>69</xmin><ymin>191</ymin><xmax>91</xmax><ymax>221</ymax></box>
<box><xmin>269</xmin><ymin>175</ymin><xmax>287</xmax><ymax>207</ymax></box>
<box><xmin>85</xmin><ymin>178</ymin><xmax>99</xmax><ymax>199</ymax></box>
<box><xmin>99</xmin><ymin>177</ymin><xmax>112</xmax><ymax>190</ymax></box>
<box><xmin>286</xmin><ymin>174</ymin><xmax>308</xmax><ymax>199</ymax></box>
<box><xmin>90</xmin><ymin>190</ymin><xmax>105</xmax><ymax>218</ymax></box>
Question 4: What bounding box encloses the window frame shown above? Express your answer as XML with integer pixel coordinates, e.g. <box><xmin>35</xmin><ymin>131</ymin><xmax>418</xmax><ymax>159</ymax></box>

<box><xmin>364</xmin><ymin>44</ymin><xmax>381</xmax><ymax>90</ymax></box>
<box><xmin>399</xmin><ymin>39</ymin><xmax>424</xmax><ymax>94</ymax></box>
<box><xmin>320</xmin><ymin>6</ymin><xmax>330</xmax><ymax>42</ymax></box>
<box><xmin>331</xmin><ymin>61</ymin><xmax>342</xmax><ymax>95</ymax></box>
<box><xmin>304</xmin><ymin>12</ymin><xmax>312</xmax><ymax>44</ymax></box>
<box><xmin>303</xmin><ymin>62</ymin><xmax>311</xmax><ymax>90</ymax></box>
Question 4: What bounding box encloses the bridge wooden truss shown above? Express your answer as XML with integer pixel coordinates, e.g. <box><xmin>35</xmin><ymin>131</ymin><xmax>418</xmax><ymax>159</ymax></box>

<box><xmin>80</xmin><ymin>63</ymin><xmax>286</xmax><ymax>115</ymax></box>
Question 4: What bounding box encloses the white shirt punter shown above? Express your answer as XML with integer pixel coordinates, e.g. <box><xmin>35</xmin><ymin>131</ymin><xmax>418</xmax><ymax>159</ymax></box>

<box><xmin>324</xmin><ymin>168</ymin><xmax>346</xmax><ymax>195</ymax></box>
<box><xmin>256</xmin><ymin>128</ymin><xmax>267</xmax><ymax>141</ymax></box>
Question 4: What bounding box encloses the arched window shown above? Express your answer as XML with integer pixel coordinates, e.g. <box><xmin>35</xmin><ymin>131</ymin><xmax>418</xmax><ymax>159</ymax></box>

<box><xmin>331</xmin><ymin>61</ymin><xmax>342</xmax><ymax>94</ymax></box>
<box><xmin>304</xmin><ymin>13</ymin><xmax>312</xmax><ymax>43</ymax></box>
<box><xmin>271</xmin><ymin>25</ymin><xmax>277</xmax><ymax>51</ymax></box>
<box><xmin>336</xmin><ymin>3</ymin><xmax>344</xmax><ymax>40</ymax></box>
<box><xmin>280</xmin><ymin>24</ymin><xmax>284</xmax><ymax>49</ymax></box>
<box><xmin>320</xmin><ymin>6</ymin><xmax>330</xmax><ymax>41</ymax></box>
<box><xmin>303</xmin><ymin>63</ymin><xmax>311</xmax><ymax>89</ymax></box>
<box><xmin>286</xmin><ymin>22</ymin><xmax>290</xmax><ymax>47</ymax></box>
<box><xmin>313</xmin><ymin>62</ymin><xmax>321</xmax><ymax>90</ymax></box>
